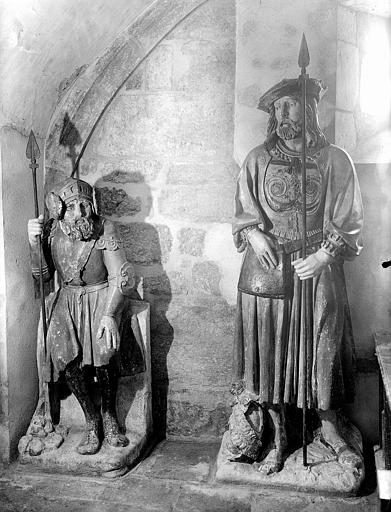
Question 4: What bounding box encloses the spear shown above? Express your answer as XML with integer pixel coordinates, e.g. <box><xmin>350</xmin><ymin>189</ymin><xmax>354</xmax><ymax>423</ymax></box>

<box><xmin>26</xmin><ymin>130</ymin><xmax>50</xmax><ymax>417</ymax></box>
<box><xmin>298</xmin><ymin>33</ymin><xmax>310</xmax><ymax>467</ymax></box>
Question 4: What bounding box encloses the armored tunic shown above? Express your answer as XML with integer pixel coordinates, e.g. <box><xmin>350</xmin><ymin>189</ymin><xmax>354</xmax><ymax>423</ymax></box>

<box><xmin>37</xmin><ymin>218</ymin><xmax>133</xmax><ymax>381</ymax></box>
<box><xmin>233</xmin><ymin>141</ymin><xmax>363</xmax><ymax>410</ymax></box>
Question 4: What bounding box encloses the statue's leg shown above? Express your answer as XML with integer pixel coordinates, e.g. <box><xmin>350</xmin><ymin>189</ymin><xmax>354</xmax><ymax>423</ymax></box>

<box><xmin>318</xmin><ymin>409</ymin><xmax>362</xmax><ymax>468</ymax></box>
<box><xmin>258</xmin><ymin>404</ymin><xmax>287</xmax><ymax>474</ymax></box>
<box><xmin>96</xmin><ymin>363</ymin><xmax>129</xmax><ymax>448</ymax></box>
<box><xmin>64</xmin><ymin>360</ymin><xmax>101</xmax><ymax>455</ymax></box>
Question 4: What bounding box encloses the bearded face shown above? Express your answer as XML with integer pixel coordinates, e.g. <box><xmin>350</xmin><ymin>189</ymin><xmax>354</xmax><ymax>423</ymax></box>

<box><xmin>61</xmin><ymin>198</ymin><xmax>95</xmax><ymax>241</ymax></box>
<box><xmin>274</xmin><ymin>96</ymin><xmax>302</xmax><ymax>141</ymax></box>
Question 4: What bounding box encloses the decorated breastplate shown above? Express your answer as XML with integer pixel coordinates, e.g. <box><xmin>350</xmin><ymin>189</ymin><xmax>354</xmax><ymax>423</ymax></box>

<box><xmin>262</xmin><ymin>144</ymin><xmax>325</xmax><ymax>241</ymax></box>
<box><xmin>264</xmin><ymin>159</ymin><xmax>322</xmax><ymax>214</ymax></box>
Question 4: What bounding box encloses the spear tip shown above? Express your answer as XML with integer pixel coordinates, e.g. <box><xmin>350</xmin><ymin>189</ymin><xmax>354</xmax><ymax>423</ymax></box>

<box><xmin>26</xmin><ymin>129</ymin><xmax>41</xmax><ymax>160</ymax></box>
<box><xmin>298</xmin><ymin>33</ymin><xmax>310</xmax><ymax>69</ymax></box>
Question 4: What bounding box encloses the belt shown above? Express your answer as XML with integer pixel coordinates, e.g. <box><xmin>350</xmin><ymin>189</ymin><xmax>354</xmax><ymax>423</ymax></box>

<box><xmin>62</xmin><ymin>281</ymin><xmax>108</xmax><ymax>303</ymax></box>
<box><xmin>275</xmin><ymin>231</ymin><xmax>323</xmax><ymax>254</ymax></box>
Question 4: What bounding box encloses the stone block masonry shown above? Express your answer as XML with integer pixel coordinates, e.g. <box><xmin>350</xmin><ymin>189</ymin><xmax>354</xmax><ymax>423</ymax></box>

<box><xmin>81</xmin><ymin>0</ymin><xmax>237</xmax><ymax>437</ymax></box>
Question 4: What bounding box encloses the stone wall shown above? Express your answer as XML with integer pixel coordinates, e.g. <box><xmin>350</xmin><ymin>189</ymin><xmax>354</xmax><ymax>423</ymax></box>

<box><xmin>335</xmin><ymin>5</ymin><xmax>391</xmax><ymax>359</ymax></box>
<box><xmin>235</xmin><ymin>0</ymin><xmax>338</xmax><ymax>165</ymax></box>
<box><xmin>80</xmin><ymin>0</ymin><xmax>238</xmax><ymax>437</ymax></box>
<box><xmin>335</xmin><ymin>5</ymin><xmax>391</xmax><ymax>163</ymax></box>
<box><xmin>0</xmin><ymin>128</ymin><xmax>44</xmax><ymax>458</ymax></box>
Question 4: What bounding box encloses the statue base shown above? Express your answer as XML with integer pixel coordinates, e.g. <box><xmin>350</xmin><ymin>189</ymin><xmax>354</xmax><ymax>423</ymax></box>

<box><xmin>19</xmin><ymin>301</ymin><xmax>152</xmax><ymax>478</ymax></box>
<box><xmin>19</xmin><ymin>427</ymin><xmax>148</xmax><ymax>478</ymax></box>
<box><xmin>215</xmin><ymin>422</ymin><xmax>365</xmax><ymax>496</ymax></box>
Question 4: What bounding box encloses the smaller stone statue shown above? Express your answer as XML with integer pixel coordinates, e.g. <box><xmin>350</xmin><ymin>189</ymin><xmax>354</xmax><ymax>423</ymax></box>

<box><xmin>19</xmin><ymin>177</ymin><xmax>135</xmax><ymax>457</ymax></box>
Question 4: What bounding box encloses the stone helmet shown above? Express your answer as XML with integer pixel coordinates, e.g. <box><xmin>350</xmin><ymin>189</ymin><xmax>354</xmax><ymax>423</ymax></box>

<box><xmin>45</xmin><ymin>177</ymin><xmax>97</xmax><ymax>219</ymax></box>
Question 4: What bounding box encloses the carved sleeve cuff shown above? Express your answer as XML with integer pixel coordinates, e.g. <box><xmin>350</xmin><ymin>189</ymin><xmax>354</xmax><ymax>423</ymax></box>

<box><xmin>32</xmin><ymin>264</ymin><xmax>50</xmax><ymax>279</ymax></box>
<box><xmin>241</xmin><ymin>225</ymin><xmax>261</xmax><ymax>244</ymax></box>
<box><xmin>321</xmin><ymin>233</ymin><xmax>346</xmax><ymax>258</ymax></box>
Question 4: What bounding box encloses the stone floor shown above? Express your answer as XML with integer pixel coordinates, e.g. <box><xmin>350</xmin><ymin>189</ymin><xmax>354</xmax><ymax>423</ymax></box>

<box><xmin>0</xmin><ymin>439</ymin><xmax>379</xmax><ymax>512</ymax></box>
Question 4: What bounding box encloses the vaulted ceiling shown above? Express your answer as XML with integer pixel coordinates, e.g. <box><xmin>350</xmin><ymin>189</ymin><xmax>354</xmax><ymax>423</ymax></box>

<box><xmin>0</xmin><ymin>0</ymin><xmax>153</xmax><ymax>136</ymax></box>
<box><xmin>1</xmin><ymin>0</ymin><xmax>389</xmax><ymax>140</ymax></box>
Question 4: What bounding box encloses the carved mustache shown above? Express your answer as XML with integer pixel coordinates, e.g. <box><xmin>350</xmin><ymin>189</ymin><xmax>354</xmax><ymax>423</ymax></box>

<box><xmin>277</xmin><ymin>119</ymin><xmax>302</xmax><ymax>140</ymax></box>
<box><xmin>62</xmin><ymin>217</ymin><xmax>94</xmax><ymax>241</ymax></box>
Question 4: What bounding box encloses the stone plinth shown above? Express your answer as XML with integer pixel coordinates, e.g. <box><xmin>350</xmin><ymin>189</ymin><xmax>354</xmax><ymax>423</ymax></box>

<box><xmin>216</xmin><ymin>421</ymin><xmax>365</xmax><ymax>496</ymax></box>
<box><xmin>19</xmin><ymin>300</ymin><xmax>152</xmax><ymax>478</ymax></box>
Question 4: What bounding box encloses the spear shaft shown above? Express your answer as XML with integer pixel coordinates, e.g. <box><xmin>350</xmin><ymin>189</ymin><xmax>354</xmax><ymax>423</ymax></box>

<box><xmin>26</xmin><ymin>131</ymin><xmax>48</xmax><ymax>380</ymax></box>
<box><xmin>298</xmin><ymin>34</ymin><xmax>310</xmax><ymax>467</ymax></box>
<box><xmin>33</xmin><ymin>167</ymin><xmax>48</xmax><ymax>351</ymax></box>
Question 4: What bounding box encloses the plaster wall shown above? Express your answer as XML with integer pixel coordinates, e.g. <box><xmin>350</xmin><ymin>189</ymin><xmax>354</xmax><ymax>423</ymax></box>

<box><xmin>0</xmin><ymin>0</ymin><xmax>153</xmax><ymax>136</ymax></box>
<box><xmin>0</xmin><ymin>127</ymin><xmax>44</xmax><ymax>458</ymax></box>
<box><xmin>0</xmin><ymin>133</ymin><xmax>8</xmax><ymax>459</ymax></box>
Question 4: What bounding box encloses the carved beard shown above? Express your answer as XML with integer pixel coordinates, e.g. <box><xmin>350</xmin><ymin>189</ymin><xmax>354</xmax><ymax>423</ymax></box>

<box><xmin>276</xmin><ymin>119</ymin><xmax>302</xmax><ymax>141</ymax></box>
<box><xmin>61</xmin><ymin>217</ymin><xmax>94</xmax><ymax>241</ymax></box>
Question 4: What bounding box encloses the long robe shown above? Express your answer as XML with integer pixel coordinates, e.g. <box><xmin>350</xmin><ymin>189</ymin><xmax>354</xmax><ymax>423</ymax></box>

<box><xmin>233</xmin><ymin>142</ymin><xmax>363</xmax><ymax>410</ymax></box>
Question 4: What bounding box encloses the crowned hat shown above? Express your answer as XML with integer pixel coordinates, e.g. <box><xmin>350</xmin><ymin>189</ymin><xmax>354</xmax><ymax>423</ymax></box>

<box><xmin>257</xmin><ymin>78</ymin><xmax>326</xmax><ymax>113</ymax></box>
<box><xmin>55</xmin><ymin>178</ymin><xmax>93</xmax><ymax>204</ymax></box>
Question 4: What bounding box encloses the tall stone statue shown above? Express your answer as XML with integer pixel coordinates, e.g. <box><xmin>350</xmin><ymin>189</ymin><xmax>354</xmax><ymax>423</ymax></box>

<box><xmin>225</xmin><ymin>77</ymin><xmax>363</xmax><ymax>476</ymax></box>
<box><xmin>23</xmin><ymin>177</ymin><xmax>135</xmax><ymax>456</ymax></box>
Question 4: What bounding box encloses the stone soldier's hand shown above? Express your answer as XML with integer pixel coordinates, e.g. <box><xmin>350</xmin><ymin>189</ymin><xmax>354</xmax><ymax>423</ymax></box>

<box><xmin>97</xmin><ymin>315</ymin><xmax>120</xmax><ymax>350</ymax></box>
<box><xmin>28</xmin><ymin>214</ymin><xmax>44</xmax><ymax>246</ymax></box>
<box><xmin>247</xmin><ymin>230</ymin><xmax>278</xmax><ymax>269</ymax></box>
<box><xmin>292</xmin><ymin>249</ymin><xmax>334</xmax><ymax>280</ymax></box>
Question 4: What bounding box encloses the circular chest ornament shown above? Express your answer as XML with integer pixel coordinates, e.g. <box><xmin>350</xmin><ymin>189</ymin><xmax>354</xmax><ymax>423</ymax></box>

<box><xmin>264</xmin><ymin>164</ymin><xmax>322</xmax><ymax>214</ymax></box>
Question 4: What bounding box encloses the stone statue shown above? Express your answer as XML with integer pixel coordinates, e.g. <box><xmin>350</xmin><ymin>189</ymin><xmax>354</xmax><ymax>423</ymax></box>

<box><xmin>21</xmin><ymin>177</ymin><xmax>135</xmax><ymax>456</ymax></box>
<box><xmin>225</xmin><ymin>77</ymin><xmax>364</xmax><ymax>475</ymax></box>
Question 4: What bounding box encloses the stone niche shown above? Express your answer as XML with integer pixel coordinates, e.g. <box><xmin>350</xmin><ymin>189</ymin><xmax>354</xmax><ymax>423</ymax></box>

<box><xmin>41</xmin><ymin>0</ymin><xmax>238</xmax><ymax>444</ymax></box>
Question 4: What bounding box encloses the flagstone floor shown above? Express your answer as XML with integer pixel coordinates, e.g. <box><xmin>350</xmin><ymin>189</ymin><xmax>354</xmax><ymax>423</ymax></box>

<box><xmin>0</xmin><ymin>439</ymin><xmax>379</xmax><ymax>512</ymax></box>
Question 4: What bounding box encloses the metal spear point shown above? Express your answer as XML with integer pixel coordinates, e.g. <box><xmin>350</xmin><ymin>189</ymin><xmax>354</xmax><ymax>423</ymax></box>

<box><xmin>298</xmin><ymin>34</ymin><xmax>309</xmax><ymax>467</ymax></box>
<box><xmin>26</xmin><ymin>130</ymin><xmax>41</xmax><ymax>161</ymax></box>
<box><xmin>26</xmin><ymin>130</ymin><xmax>50</xmax><ymax>413</ymax></box>
<box><xmin>298</xmin><ymin>33</ymin><xmax>310</xmax><ymax>71</ymax></box>
<box><xmin>27</xmin><ymin>130</ymin><xmax>41</xmax><ymax>219</ymax></box>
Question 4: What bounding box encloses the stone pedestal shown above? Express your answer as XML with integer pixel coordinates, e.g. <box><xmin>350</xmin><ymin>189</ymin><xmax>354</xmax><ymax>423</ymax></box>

<box><xmin>19</xmin><ymin>300</ymin><xmax>152</xmax><ymax>478</ymax></box>
<box><xmin>216</xmin><ymin>418</ymin><xmax>365</xmax><ymax>496</ymax></box>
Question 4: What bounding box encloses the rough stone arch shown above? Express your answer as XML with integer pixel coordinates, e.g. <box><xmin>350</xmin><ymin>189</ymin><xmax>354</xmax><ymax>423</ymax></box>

<box><xmin>44</xmin><ymin>0</ymin><xmax>210</xmax><ymax>182</ymax></box>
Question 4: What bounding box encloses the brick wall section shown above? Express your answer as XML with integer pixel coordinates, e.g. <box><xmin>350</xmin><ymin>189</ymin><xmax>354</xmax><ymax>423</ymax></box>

<box><xmin>81</xmin><ymin>0</ymin><xmax>238</xmax><ymax>437</ymax></box>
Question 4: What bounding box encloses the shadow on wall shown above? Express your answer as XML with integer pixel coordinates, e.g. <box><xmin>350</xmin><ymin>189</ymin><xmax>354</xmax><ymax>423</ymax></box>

<box><xmin>46</xmin><ymin>115</ymin><xmax>175</xmax><ymax>441</ymax></box>
<box><xmin>45</xmin><ymin>114</ymin><xmax>80</xmax><ymax>190</ymax></box>
<box><xmin>59</xmin><ymin>113</ymin><xmax>82</xmax><ymax>178</ymax></box>
<box><xmin>94</xmin><ymin>172</ymin><xmax>174</xmax><ymax>441</ymax></box>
